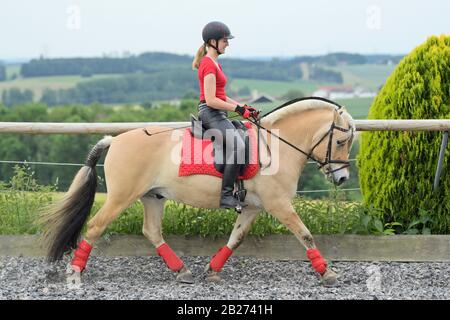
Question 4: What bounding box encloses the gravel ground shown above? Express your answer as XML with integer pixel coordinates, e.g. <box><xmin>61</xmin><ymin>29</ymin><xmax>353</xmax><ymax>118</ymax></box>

<box><xmin>0</xmin><ymin>255</ymin><xmax>449</xmax><ymax>300</ymax></box>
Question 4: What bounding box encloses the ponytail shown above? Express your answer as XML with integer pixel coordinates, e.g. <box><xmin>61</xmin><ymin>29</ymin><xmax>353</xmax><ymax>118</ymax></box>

<box><xmin>192</xmin><ymin>43</ymin><xmax>207</xmax><ymax>70</ymax></box>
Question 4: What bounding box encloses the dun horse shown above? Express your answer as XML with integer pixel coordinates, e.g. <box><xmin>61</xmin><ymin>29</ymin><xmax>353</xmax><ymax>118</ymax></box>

<box><xmin>40</xmin><ymin>97</ymin><xmax>355</xmax><ymax>285</ymax></box>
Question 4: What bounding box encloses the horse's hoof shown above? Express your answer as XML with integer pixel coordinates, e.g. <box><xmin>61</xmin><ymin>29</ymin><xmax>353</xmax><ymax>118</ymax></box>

<box><xmin>204</xmin><ymin>263</ymin><xmax>221</xmax><ymax>283</ymax></box>
<box><xmin>206</xmin><ymin>272</ymin><xmax>221</xmax><ymax>283</ymax></box>
<box><xmin>321</xmin><ymin>268</ymin><xmax>338</xmax><ymax>286</ymax></box>
<box><xmin>177</xmin><ymin>267</ymin><xmax>194</xmax><ymax>284</ymax></box>
<box><xmin>66</xmin><ymin>263</ymin><xmax>82</xmax><ymax>289</ymax></box>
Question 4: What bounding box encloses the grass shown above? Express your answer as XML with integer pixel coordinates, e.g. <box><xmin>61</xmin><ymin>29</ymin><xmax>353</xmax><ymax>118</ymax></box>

<box><xmin>0</xmin><ymin>165</ymin><xmax>438</xmax><ymax>236</ymax></box>
<box><xmin>0</xmin><ymin>189</ymin><xmax>366</xmax><ymax>237</ymax></box>
<box><xmin>0</xmin><ymin>165</ymin><xmax>379</xmax><ymax>237</ymax></box>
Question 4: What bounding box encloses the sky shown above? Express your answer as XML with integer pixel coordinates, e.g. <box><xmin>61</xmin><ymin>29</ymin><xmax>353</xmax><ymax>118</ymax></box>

<box><xmin>1</xmin><ymin>0</ymin><xmax>449</xmax><ymax>61</ymax></box>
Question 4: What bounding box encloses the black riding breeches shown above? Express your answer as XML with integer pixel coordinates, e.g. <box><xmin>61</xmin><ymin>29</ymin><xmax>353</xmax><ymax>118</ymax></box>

<box><xmin>198</xmin><ymin>103</ymin><xmax>245</xmax><ymax>165</ymax></box>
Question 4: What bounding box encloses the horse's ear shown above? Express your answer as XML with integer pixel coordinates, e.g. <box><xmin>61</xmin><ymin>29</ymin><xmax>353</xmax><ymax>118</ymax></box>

<box><xmin>333</xmin><ymin>108</ymin><xmax>341</xmax><ymax>124</ymax></box>
<box><xmin>344</xmin><ymin>108</ymin><xmax>355</xmax><ymax>127</ymax></box>
<box><xmin>338</xmin><ymin>107</ymin><xmax>354</xmax><ymax>128</ymax></box>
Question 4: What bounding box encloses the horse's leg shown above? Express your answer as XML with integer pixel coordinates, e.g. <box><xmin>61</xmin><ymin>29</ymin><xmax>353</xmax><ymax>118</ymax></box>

<box><xmin>140</xmin><ymin>196</ymin><xmax>194</xmax><ymax>284</ymax></box>
<box><xmin>84</xmin><ymin>199</ymin><xmax>131</xmax><ymax>243</ymax></box>
<box><xmin>66</xmin><ymin>195</ymin><xmax>135</xmax><ymax>287</ymax></box>
<box><xmin>205</xmin><ymin>208</ymin><xmax>261</xmax><ymax>282</ymax></box>
<box><xmin>264</xmin><ymin>201</ymin><xmax>337</xmax><ymax>285</ymax></box>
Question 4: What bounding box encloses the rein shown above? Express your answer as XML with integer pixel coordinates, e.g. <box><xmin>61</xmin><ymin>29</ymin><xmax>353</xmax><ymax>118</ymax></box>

<box><xmin>248</xmin><ymin>97</ymin><xmax>354</xmax><ymax>175</ymax></box>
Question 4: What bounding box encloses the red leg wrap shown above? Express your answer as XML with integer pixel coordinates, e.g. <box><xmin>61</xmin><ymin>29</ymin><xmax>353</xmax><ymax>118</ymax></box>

<box><xmin>156</xmin><ymin>243</ymin><xmax>184</xmax><ymax>272</ymax></box>
<box><xmin>71</xmin><ymin>240</ymin><xmax>93</xmax><ymax>273</ymax></box>
<box><xmin>307</xmin><ymin>248</ymin><xmax>327</xmax><ymax>275</ymax></box>
<box><xmin>210</xmin><ymin>246</ymin><xmax>233</xmax><ymax>272</ymax></box>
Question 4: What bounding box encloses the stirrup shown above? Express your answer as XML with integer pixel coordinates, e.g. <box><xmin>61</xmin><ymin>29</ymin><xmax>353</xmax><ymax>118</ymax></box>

<box><xmin>233</xmin><ymin>180</ymin><xmax>248</xmax><ymax>213</ymax></box>
<box><xmin>220</xmin><ymin>195</ymin><xmax>245</xmax><ymax>213</ymax></box>
<box><xmin>234</xmin><ymin>188</ymin><xmax>247</xmax><ymax>202</ymax></box>
<box><xmin>233</xmin><ymin>180</ymin><xmax>247</xmax><ymax>201</ymax></box>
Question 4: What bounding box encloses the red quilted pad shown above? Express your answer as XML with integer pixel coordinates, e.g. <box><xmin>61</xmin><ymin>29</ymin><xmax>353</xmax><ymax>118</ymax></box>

<box><xmin>178</xmin><ymin>122</ymin><xmax>259</xmax><ymax>180</ymax></box>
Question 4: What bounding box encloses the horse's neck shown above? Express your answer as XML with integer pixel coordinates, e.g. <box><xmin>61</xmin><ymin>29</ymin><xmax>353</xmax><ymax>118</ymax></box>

<box><xmin>261</xmin><ymin>109</ymin><xmax>329</xmax><ymax>156</ymax></box>
<box><xmin>258</xmin><ymin>109</ymin><xmax>331</xmax><ymax>176</ymax></box>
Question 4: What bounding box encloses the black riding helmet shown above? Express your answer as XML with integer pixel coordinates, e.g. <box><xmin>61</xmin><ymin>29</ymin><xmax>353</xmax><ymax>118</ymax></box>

<box><xmin>202</xmin><ymin>21</ymin><xmax>234</xmax><ymax>55</ymax></box>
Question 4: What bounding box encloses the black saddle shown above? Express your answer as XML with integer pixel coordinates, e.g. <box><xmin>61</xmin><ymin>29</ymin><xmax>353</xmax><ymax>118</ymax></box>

<box><xmin>190</xmin><ymin>114</ymin><xmax>251</xmax><ymax>176</ymax></box>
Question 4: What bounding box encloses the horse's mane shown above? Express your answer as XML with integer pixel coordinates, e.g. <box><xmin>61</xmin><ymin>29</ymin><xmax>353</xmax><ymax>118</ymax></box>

<box><xmin>262</xmin><ymin>96</ymin><xmax>353</xmax><ymax>129</ymax></box>
<box><xmin>262</xmin><ymin>96</ymin><xmax>345</xmax><ymax>118</ymax></box>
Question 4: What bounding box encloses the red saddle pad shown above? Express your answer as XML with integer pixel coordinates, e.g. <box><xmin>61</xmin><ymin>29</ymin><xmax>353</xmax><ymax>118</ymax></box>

<box><xmin>178</xmin><ymin>122</ymin><xmax>259</xmax><ymax>180</ymax></box>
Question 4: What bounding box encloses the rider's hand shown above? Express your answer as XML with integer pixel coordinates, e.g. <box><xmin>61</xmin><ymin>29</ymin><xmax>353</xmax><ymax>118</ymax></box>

<box><xmin>244</xmin><ymin>104</ymin><xmax>261</xmax><ymax>118</ymax></box>
<box><xmin>243</xmin><ymin>104</ymin><xmax>257</xmax><ymax>113</ymax></box>
<box><xmin>235</xmin><ymin>105</ymin><xmax>251</xmax><ymax>119</ymax></box>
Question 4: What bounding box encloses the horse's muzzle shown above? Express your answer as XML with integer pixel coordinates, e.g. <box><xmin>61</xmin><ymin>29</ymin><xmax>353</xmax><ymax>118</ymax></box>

<box><xmin>336</xmin><ymin>176</ymin><xmax>347</xmax><ymax>186</ymax></box>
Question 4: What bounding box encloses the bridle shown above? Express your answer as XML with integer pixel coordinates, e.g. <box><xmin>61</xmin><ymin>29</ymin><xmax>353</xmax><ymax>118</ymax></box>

<box><xmin>307</xmin><ymin>109</ymin><xmax>354</xmax><ymax>175</ymax></box>
<box><xmin>248</xmin><ymin>103</ymin><xmax>354</xmax><ymax>176</ymax></box>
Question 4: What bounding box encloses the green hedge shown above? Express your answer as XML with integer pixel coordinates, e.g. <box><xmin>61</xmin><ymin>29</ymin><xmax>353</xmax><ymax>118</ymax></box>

<box><xmin>358</xmin><ymin>35</ymin><xmax>450</xmax><ymax>233</ymax></box>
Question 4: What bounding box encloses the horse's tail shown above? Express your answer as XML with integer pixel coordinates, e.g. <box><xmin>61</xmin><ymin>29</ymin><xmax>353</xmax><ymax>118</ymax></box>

<box><xmin>40</xmin><ymin>135</ymin><xmax>113</xmax><ymax>262</ymax></box>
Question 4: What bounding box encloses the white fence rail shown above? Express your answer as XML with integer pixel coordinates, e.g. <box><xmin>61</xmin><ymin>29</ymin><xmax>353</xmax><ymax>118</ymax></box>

<box><xmin>0</xmin><ymin>119</ymin><xmax>450</xmax><ymax>134</ymax></box>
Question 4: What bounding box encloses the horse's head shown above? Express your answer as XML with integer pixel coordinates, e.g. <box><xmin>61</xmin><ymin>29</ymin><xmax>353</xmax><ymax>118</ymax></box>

<box><xmin>308</xmin><ymin>107</ymin><xmax>355</xmax><ymax>186</ymax></box>
<box><xmin>262</xmin><ymin>98</ymin><xmax>356</xmax><ymax>186</ymax></box>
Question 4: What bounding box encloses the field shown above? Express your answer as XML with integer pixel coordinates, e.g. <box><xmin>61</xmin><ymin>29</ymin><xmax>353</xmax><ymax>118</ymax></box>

<box><xmin>334</xmin><ymin>97</ymin><xmax>374</xmax><ymax>119</ymax></box>
<box><xmin>229</xmin><ymin>78</ymin><xmax>332</xmax><ymax>97</ymax></box>
<box><xmin>0</xmin><ymin>72</ymin><xmax>122</xmax><ymax>100</ymax></box>
<box><xmin>326</xmin><ymin>64</ymin><xmax>396</xmax><ymax>90</ymax></box>
<box><xmin>227</xmin><ymin>63</ymin><xmax>392</xmax><ymax>119</ymax></box>
<box><xmin>5</xmin><ymin>64</ymin><xmax>21</xmax><ymax>79</ymax></box>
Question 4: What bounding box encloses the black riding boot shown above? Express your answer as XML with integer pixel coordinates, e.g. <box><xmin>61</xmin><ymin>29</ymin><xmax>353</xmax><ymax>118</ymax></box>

<box><xmin>220</xmin><ymin>163</ymin><xmax>240</xmax><ymax>208</ymax></box>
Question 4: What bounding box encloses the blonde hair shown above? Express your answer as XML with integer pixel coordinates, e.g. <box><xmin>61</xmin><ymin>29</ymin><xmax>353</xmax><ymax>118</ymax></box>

<box><xmin>192</xmin><ymin>43</ymin><xmax>207</xmax><ymax>70</ymax></box>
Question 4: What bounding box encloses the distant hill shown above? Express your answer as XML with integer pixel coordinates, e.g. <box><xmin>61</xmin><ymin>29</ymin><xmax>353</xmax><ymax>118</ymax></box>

<box><xmin>0</xmin><ymin>52</ymin><xmax>402</xmax><ymax>106</ymax></box>
<box><xmin>19</xmin><ymin>52</ymin><xmax>404</xmax><ymax>78</ymax></box>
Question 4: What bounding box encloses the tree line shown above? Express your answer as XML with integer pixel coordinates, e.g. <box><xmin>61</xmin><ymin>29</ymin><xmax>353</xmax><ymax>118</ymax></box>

<box><xmin>309</xmin><ymin>65</ymin><xmax>343</xmax><ymax>83</ymax></box>
<box><xmin>20</xmin><ymin>52</ymin><xmax>305</xmax><ymax>81</ymax></box>
<box><xmin>20</xmin><ymin>52</ymin><xmax>403</xmax><ymax>79</ymax></box>
<box><xmin>40</xmin><ymin>70</ymin><xmax>199</xmax><ymax>105</ymax></box>
<box><xmin>2</xmin><ymin>88</ymin><xmax>34</xmax><ymax>107</ymax></box>
<box><xmin>19</xmin><ymin>51</ymin><xmax>379</xmax><ymax>85</ymax></box>
<box><xmin>0</xmin><ymin>63</ymin><xmax>6</xmax><ymax>81</ymax></box>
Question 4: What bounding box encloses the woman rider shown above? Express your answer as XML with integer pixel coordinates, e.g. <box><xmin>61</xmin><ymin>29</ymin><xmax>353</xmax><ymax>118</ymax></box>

<box><xmin>192</xmin><ymin>21</ymin><xmax>258</xmax><ymax>209</ymax></box>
